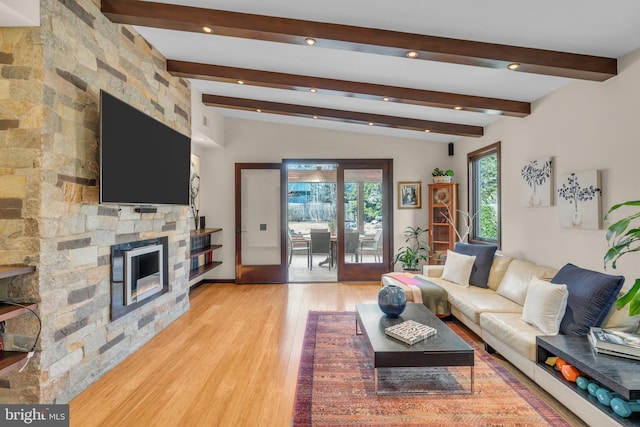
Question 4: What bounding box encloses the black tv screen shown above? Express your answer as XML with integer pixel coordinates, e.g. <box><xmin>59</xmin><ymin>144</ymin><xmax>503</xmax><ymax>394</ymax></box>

<box><xmin>100</xmin><ymin>90</ymin><xmax>191</xmax><ymax>206</ymax></box>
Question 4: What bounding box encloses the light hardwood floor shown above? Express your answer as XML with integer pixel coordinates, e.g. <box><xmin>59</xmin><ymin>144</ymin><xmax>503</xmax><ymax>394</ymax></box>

<box><xmin>70</xmin><ymin>282</ymin><xmax>585</xmax><ymax>427</ymax></box>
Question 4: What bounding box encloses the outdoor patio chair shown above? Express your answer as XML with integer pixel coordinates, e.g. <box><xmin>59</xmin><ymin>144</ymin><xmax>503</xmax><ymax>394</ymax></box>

<box><xmin>310</xmin><ymin>231</ymin><xmax>332</xmax><ymax>270</ymax></box>
<box><xmin>344</xmin><ymin>230</ymin><xmax>360</xmax><ymax>262</ymax></box>
<box><xmin>288</xmin><ymin>231</ymin><xmax>310</xmax><ymax>268</ymax></box>
<box><xmin>356</xmin><ymin>228</ymin><xmax>383</xmax><ymax>263</ymax></box>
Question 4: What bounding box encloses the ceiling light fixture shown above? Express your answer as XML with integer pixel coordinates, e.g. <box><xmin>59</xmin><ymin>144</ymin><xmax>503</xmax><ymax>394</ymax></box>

<box><xmin>406</xmin><ymin>50</ymin><xmax>419</xmax><ymax>59</ymax></box>
<box><xmin>368</xmin><ymin>122</ymin><xmax>374</xmax><ymax>126</ymax></box>
<box><xmin>305</xmin><ymin>37</ymin><xmax>316</xmax><ymax>46</ymax></box>
<box><xmin>424</xmin><ymin>129</ymin><xmax>431</xmax><ymax>132</ymax></box>
<box><xmin>201</xmin><ymin>25</ymin><xmax>213</xmax><ymax>34</ymax></box>
<box><xmin>313</xmin><ymin>115</ymin><xmax>318</xmax><ymax>119</ymax></box>
<box><xmin>309</xmin><ymin>88</ymin><xmax>317</xmax><ymax>93</ymax></box>
<box><xmin>454</xmin><ymin>106</ymin><xmax>463</xmax><ymax>110</ymax></box>
<box><xmin>237</xmin><ymin>80</ymin><xmax>244</xmax><ymax>85</ymax></box>
<box><xmin>383</xmin><ymin>97</ymin><xmax>390</xmax><ymax>102</ymax></box>
<box><xmin>256</xmin><ymin>109</ymin><xmax>262</xmax><ymax>113</ymax></box>
<box><xmin>507</xmin><ymin>63</ymin><xmax>520</xmax><ymax>70</ymax></box>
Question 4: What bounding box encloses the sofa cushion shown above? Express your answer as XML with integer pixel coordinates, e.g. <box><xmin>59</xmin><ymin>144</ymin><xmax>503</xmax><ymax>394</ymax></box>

<box><xmin>552</xmin><ymin>263</ymin><xmax>625</xmax><ymax>336</ymax></box>
<box><xmin>447</xmin><ymin>286</ymin><xmax>522</xmax><ymax>324</ymax></box>
<box><xmin>522</xmin><ymin>277</ymin><xmax>568</xmax><ymax>335</ymax></box>
<box><xmin>487</xmin><ymin>255</ymin><xmax>514</xmax><ymax>291</ymax></box>
<box><xmin>496</xmin><ymin>259</ymin><xmax>557</xmax><ymax>306</ymax></box>
<box><xmin>480</xmin><ymin>312</ymin><xmax>540</xmax><ymax>361</ymax></box>
<box><xmin>454</xmin><ymin>243</ymin><xmax>497</xmax><ymax>288</ymax></box>
<box><xmin>441</xmin><ymin>250</ymin><xmax>476</xmax><ymax>287</ymax></box>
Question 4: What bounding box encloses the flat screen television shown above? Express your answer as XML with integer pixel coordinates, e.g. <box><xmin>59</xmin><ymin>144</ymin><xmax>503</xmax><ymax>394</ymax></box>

<box><xmin>99</xmin><ymin>90</ymin><xmax>191</xmax><ymax>206</ymax></box>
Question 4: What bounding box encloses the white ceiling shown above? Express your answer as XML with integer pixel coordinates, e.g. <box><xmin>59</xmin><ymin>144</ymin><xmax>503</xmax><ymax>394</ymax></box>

<box><xmin>18</xmin><ymin>0</ymin><xmax>640</xmax><ymax>143</ymax></box>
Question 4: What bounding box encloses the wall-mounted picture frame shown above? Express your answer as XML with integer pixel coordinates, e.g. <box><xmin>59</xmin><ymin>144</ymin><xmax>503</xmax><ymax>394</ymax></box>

<box><xmin>557</xmin><ymin>169</ymin><xmax>602</xmax><ymax>229</ymax></box>
<box><xmin>398</xmin><ymin>181</ymin><xmax>421</xmax><ymax>209</ymax></box>
<box><xmin>521</xmin><ymin>157</ymin><xmax>553</xmax><ymax>207</ymax></box>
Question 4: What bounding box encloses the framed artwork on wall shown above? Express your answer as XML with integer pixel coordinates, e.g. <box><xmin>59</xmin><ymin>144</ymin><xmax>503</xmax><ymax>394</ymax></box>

<box><xmin>398</xmin><ymin>181</ymin><xmax>421</xmax><ymax>209</ymax></box>
<box><xmin>520</xmin><ymin>157</ymin><xmax>553</xmax><ymax>207</ymax></box>
<box><xmin>557</xmin><ymin>170</ymin><xmax>602</xmax><ymax>229</ymax></box>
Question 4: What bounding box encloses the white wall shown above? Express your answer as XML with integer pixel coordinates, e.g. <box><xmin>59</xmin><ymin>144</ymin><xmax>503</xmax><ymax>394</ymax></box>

<box><xmin>451</xmin><ymin>48</ymin><xmax>640</xmax><ymax>287</ymax></box>
<box><xmin>196</xmin><ymin>119</ymin><xmax>452</xmax><ymax>279</ymax></box>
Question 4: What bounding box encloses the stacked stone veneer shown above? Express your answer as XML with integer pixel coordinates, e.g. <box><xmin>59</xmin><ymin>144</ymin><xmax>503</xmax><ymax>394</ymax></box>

<box><xmin>0</xmin><ymin>0</ymin><xmax>192</xmax><ymax>403</ymax></box>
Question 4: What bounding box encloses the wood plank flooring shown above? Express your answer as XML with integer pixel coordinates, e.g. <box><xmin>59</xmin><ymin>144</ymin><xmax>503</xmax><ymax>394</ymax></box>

<box><xmin>69</xmin><ymin>282</ymin><xmax>585</xmax><ymax>426</ymax></box>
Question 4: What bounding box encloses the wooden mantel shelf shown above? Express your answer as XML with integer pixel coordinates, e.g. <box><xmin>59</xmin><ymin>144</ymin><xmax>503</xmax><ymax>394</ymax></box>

<box><xmin>0</xmin><ymin>265</ymin><xmax>35</xmax><ymax>280</ymax></box>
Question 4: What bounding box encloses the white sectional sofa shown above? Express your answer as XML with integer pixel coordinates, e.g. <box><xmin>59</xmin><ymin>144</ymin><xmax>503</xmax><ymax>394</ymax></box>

<box><xmin>382</xmin><ymin>250</ymin><xmax>633</xmax><ymax>427</ymax></box>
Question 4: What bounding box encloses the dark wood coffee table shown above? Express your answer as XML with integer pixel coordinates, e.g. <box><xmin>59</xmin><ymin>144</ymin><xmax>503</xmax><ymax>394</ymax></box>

<box><xmin>355</xmin><ymin>303</ymin><xmax>474</xmax><ymax>394</ymax></box>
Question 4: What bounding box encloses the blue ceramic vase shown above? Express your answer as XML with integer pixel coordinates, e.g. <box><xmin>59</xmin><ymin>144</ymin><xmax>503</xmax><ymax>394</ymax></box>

<box><xmin>378</xmin><ymin>285</ymin><xmax>407</xmax><ymax>317</ymax></box>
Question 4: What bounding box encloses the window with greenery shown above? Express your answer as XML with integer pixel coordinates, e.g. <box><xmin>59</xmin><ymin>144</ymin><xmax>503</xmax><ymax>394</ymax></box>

<box><xmin>468</xmin><ymin>142</ymin><xmax>501</xmax><ymax>246</ymax></box>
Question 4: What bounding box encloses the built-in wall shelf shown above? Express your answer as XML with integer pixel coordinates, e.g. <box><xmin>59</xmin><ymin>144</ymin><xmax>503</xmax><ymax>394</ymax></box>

<box><xmin>0</xmin><ymin>266</ymin><xmax>37</xmax><ymax>376</ymax></box>
<box><xmin>0</xmin><ymin>351</ymin><xmax>29</xmax><ymax>376</ymax></box>
<box><xmin>0</xmin><ymin>303</ymin><xmax>37</xmax><ymax>323</ymax></box>
<box><xmin>0</xmin><ymin>265</ymin><xmax>35</xmax><ymax>280</ymax></box>
<box><xmin>189</xmin><ymin>228</ymin><xmax>222</xmax><ymax>281</ymax></box>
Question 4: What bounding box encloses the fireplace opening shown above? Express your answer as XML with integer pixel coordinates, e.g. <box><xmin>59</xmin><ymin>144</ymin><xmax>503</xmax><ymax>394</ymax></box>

<box><xmin>111</xmin><ymin>236</ymin><xmax>169</xmax><ymax>320</ymax></box>
<box><xmin>125</xmin><ymin>244</ymin><xmax>163</xmax><ymax>305</ymax></box>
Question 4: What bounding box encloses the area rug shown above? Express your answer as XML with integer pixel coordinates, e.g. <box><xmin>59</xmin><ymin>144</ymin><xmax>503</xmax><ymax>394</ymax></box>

<box><xmin>292</xmin><ymin>311</ymin><xmax>571</xmax><ymax>426</ymax></box>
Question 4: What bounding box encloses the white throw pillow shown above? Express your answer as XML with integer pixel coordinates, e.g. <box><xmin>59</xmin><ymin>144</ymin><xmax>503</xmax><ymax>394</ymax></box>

<box><xmin>522</xmin><ymin>277</ymin><xmax>569</xmax><ymax>335</ymax></box>
<box><xmin>441</xmin><ymin>250</ymin><xmax>476</xmax><ymax>287</ymax></box>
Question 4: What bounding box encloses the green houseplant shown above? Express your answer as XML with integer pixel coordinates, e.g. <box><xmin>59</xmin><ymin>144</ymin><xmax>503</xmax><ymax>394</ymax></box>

<box><xmin>393</xmin><ymin>226</ymin><xmax>430</xmax><ymax>271</ymax></box>
<box><xmin>432</xmin><ymin>168</ymin><xmax>454</xmax><ymax>184</ymax></box>
<box><xmin>604</xmin><ymin>200</ymin><xmax>640</xmax><ymax>316</ymax></box>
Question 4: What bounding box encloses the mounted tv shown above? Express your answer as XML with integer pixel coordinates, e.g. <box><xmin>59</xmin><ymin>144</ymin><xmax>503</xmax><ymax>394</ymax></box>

<box><xmin>99</xmin><ymin>90</ymin><xmax>191</xmax><ymax>206</ymax></box>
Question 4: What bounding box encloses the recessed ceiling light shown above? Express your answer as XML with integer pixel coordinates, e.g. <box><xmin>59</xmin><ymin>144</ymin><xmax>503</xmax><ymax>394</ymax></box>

<box><xmin>305</xmin><ymin>37</ymin><xmax>316</xmax><ymax>46</ymax></box>
<box><xmin>507</xmin><ymin>63</ymin><xmax>520</xmax><ymax>70</ymax></box>
<box><xmin>406</xmin><ymin>50</ymin><xmax>419</xmax><ymax>59</ymax></box>
<box><xmin>256</xmin><ymin>109</ymin><xmax>261</xmax><ymax>113</ymax></box>
<box><xmin>424</xmin><ymin>129</ymin><xmax>431</xmax><ymax>133</ymax></box>
<box><xmin>201</xmin><ymin>25</ymin><xmax>213</xmax><ymax>34</ymax></box>
<box><xmin>309</xmin><ymin>88</ymin><xmax>317</xmax><ymax>93</ymax></box>
<box><xmin>237</xmin><ymin>80</ymin><xmax>244</xmax><ymax>85</ymax></box>
<box><xmin>454</xmin><ymin>106</ymin><xmax>463</xmax><ymax>110</ymax></box>
<box><xmin>383</xmin><ymin>97</ymin><xmax>390</xmax><ymax>102</ymax></box>
<box><xmin>313</xmin><ymin>115</ymin><xmax>318</xmax><ymax>119</ymax></box>
<box><xmin>368</xmin><ymin>122</ymin><xmax>374</xmax><ymax>126</ymax></box>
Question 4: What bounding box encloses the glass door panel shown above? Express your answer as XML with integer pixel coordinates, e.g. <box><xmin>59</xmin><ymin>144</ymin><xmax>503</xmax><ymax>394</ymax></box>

<box><xmin>338</xmin><ymin>164</ymin><xmax>391</xmax><ymax>281</ymax></box>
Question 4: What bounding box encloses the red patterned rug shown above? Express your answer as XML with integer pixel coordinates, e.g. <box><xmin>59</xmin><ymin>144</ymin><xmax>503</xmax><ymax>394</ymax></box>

<box><xmin>292</xmin><ymin>311</ymin><xmax>571</xmax><ymax>426</ymax></box>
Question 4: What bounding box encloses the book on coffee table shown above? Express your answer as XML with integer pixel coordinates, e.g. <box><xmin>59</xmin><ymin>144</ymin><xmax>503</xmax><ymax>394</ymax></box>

<box><xmin>588</xmin><ymin>327</ymin><xmax>640</xmax><ymax>359</ymax></box>
<box><xmin>384</xmin><ymin>320</ymin><xmax>437</xmax><ymax>345</ymax></box>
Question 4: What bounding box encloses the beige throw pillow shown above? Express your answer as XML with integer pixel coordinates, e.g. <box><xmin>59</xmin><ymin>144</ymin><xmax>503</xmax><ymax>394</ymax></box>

<box><xmin>441</xmin><ymin>250</ymin><xmax>476</xmax><ymax>287</ymax></box>
<box><xmin>522</xmin><ymin>277</ymin><xmax>568</xmax><ymax>335</ymax></box>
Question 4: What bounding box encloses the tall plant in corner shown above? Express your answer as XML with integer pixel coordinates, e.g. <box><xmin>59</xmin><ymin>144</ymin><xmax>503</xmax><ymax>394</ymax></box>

<box><xmin>393</xmin><ymin>226</ymin><xmax>430</xmax><ymax>271</ymax></box>
<box><xmin>604</xmin><ymin>200</ymin><xmax>640</xmax><ymax>316</ymax></box>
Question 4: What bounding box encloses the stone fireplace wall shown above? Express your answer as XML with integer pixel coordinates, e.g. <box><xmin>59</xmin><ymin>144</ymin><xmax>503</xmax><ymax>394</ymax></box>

<box><xmin>0</xmin><ymin>0</ymin><xmax>191</xmax><ymax>403</ymax></box>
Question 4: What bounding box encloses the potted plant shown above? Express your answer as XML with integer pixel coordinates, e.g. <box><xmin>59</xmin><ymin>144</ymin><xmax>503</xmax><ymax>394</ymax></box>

<box><xmin>393</xmin><ymin>226</ymin><xmax>430</xmax><ymax>271</ymax></box>
<box><xmin>432</xmin><ymin>168</ymin><xmax>454</xmax><ymax>183</ymax></box>
<box><xmin>604</xmin><ymin>200</ymin><xmax>640</xmax><ymax>315</ymax></box>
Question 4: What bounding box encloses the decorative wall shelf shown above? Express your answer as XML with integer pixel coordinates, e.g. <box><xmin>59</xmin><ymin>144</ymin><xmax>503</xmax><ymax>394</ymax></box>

<box><xmin>189</xmin><ymin>228</ymin><xmax>222</xmax><ymax>281</ymax></box>
<box><xmin>0</xmin><ymin>265</ymin><xmax>37</xmax><ymax>376</ymax></box>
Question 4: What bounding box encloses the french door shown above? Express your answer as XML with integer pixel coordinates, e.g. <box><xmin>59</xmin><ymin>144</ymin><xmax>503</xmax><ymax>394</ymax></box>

<box><xmin>235</xmin><ymin>163</ymin><xmax>287</xmax><ymax>284</ymax></box>
<box><xmin>336</xmin><ymin>161</ymin><xmax>393</xmax><ymax>281</ymax></box>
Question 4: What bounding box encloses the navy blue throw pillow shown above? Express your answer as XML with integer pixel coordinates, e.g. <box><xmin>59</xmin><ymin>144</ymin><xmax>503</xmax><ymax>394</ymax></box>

<box><xmin>551</xmin><ymin>263</ymin><xmax>625</xmax><ymax>336</ymax></box>
<box><xmin>453</xmin><ymin>243</ymin><xmax>497</xmax><ymax>288</ymax></box>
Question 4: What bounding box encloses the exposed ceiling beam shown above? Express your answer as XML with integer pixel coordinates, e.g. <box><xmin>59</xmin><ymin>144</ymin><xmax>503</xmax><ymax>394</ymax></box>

<box><xmin>202</xmin><ymin>94</ymin><xmax>484</xmax><ymax>138</ymax></box>
<box><xmin>169</xmin><ymin>61</ymin><xmax>530</xmax><ymax>117</ymax></box>
<box><xmin>102</xmin><ymin>0</ymin><xmax>617</xmax><ymax>81</ymax></box>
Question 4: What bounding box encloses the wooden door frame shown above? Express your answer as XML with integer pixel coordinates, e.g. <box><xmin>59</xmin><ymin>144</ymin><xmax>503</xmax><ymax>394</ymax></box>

<box><xmin>284</xmin><ymin>158</ymin><xmax>393</xmax><ymax>281</ymax></box>
<box><xmin>235</xmin><ymin>163</ymin><xmax>287</xmax><ymax>284</ymax></box>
